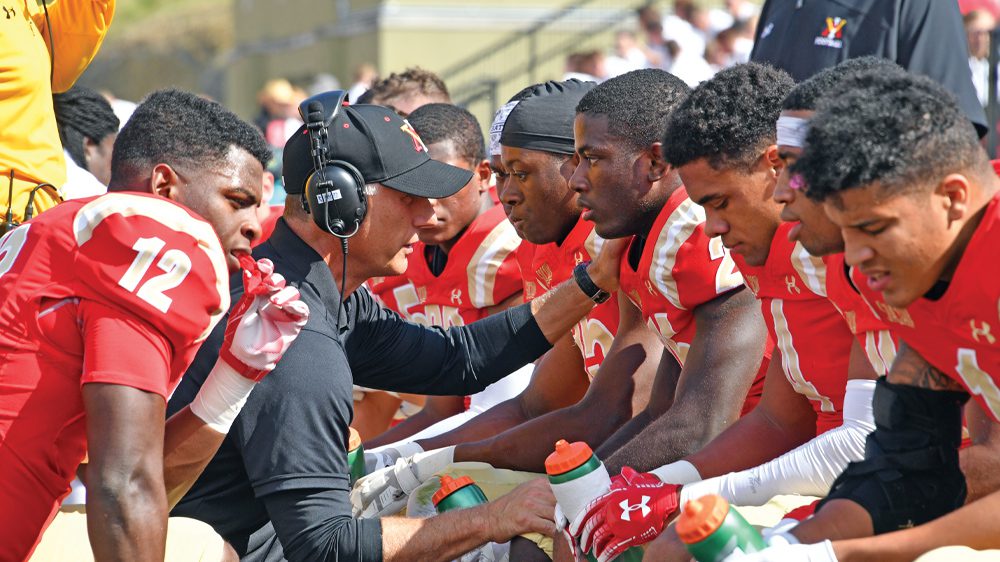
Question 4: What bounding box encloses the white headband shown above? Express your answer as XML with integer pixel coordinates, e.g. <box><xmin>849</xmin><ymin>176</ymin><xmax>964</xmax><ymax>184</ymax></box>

<box><xmin>776</xmin><ymin>115</ymin><xmax>810</xmax><ymax>149</ymax></box>
<box><xmin>489</xmin><ymin>101</ymin><xmax>521</xmax><ymax>157</ymax></box>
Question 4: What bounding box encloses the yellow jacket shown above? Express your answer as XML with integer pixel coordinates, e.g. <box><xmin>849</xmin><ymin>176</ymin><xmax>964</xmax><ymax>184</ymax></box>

<box><xmin>0</xmin><ymin>0</ymin><xmax>114</xmax><ymax>223</ymax></box>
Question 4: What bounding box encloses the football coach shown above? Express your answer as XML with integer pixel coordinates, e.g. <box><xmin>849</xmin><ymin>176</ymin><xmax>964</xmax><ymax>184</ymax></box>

<box><xmin>165</xmin><ymin>91</ymin><xmax>622</xmax><ymax>562</ymax></box>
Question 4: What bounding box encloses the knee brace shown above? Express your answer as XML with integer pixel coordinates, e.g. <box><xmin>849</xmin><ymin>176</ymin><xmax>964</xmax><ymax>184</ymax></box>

<box><xmin>819</xmin><ymin>377</ymin><xmax>969</xmax><ymax>534</ymax></box>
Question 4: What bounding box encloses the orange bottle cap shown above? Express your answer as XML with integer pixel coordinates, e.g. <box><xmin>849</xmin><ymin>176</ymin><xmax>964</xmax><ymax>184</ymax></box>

<box><xmin>676</xmin><ymin>494</ymin><xmax>730</xmax><ymax>544</ymax></box>
<box><xmin>432</xmin><ymin>475</ymin><xmax>476</xmax><ymax>506</ymax></box>
<box><xmin>544</xmin><ymin>439</ymin><xmax>594</xmax><ymax>476</ymax></box>
<box><xmin>348</xmin><ymin>427</ymin><xmax>362</xmax><ymax>451</ymax></box>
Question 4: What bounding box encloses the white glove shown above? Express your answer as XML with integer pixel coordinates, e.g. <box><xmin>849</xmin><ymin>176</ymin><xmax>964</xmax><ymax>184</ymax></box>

<box><xmin>723</xmin><ymin>540</ymin><xmax>837</xmax><ymax>562</ymax></box>
<box><xmin>191</xmin><ymin>257</ymin><xmax>309</xmax><ymax>433</ymax></box>
<box><xmin>761</xmin><ymin>518</ymin><xmax>802</xmax><ymax>548</ymax></box>
<box><xmin>365</xmin><ymin>441</ymin><xmax>425</xmax><ymax>474</ymax></box>
<box><xmin>351</xmin><ymin>446</ymin><xmax>455</xmax><ymax>517</ymax></box>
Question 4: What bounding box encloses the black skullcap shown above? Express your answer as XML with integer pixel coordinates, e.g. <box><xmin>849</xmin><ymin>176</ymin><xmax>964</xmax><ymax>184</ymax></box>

<box><xmin>499</xmin><ymin>79</ymin><xmax>596</xmax><ymax>155</ymax></box>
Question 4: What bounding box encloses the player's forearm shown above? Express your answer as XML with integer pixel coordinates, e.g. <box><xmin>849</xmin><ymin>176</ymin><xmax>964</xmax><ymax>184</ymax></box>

<box><xmin>381</xmin><ymin>508</ymin><xmax>494</xmax><ymax>562</ymax></box>
<box><xmin>454</xmin><ymin>399</ymin><xmax>631</xmax><ymax>472</ymax></box>
<box><xmin>417</xmin><ymin>396</ymin><xmax>534</xmax><ymax>451</ymax></box>
<box><xmin>367</xmin><ymin>399</ymin><xmax>464</xmax><ymax>448</ymax></box>
<box><xmin>602</xmin><ymin>403</ymin><xmax>733</xmax><ymax>475</ymax></box>
<box><xmin>832</xmin><ymin>490</ymin><xmax>1000</xmax><ymax>562</ymax></box>
<box><xmin>87</xmin><ymin>467</ymin><xmax>167</xmax><ymax>562</ymax></box>
<box><xmin>163</xmin><ymin>406</ymin><xmax>227</xmax><ymax>508</ymax></box>
<box><xmin>960</xmin><ymin>442</ymin><xmax>1000</xmax><ymax>502</ymax></box>
<box><xmin>681</xmin><ymin>407</ymin><xmax>815</xmax><ymax>479</ymax></box>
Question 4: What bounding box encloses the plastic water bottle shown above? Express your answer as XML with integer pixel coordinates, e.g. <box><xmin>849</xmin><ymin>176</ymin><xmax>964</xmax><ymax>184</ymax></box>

<box><xmin>433</xmin><ymin>475</ymin><xmax>489</xmax><ymax>513</ymax></box>
<box><xmin>545</xmin><ymin>440</ymin><xmax>643</xmax><ymax>562</ymax></box>
<box><xmin>678</xmin><ymin>494</ymin><xmax>767</xmax><ymax>562</ymax></box>
<box><xmin>347</xmin><ymin>427</ymin><xmax>366</xmax><ymax>486</ymax></box>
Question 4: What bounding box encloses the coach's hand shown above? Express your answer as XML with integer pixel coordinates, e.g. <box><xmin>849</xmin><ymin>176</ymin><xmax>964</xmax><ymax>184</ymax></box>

<box><xmin>485</xmin><ymin>478</ymin><xmax>557</xmax><ymax>543</ymax></box>
<box><xmin>352</xmin><ymin>446</ymin><xmax>456</xmax><ymax>517</ymax></box>
<box><xmin>191</xmin><ymin>256</ymin><xmax>309</xmax><ymax>433</ymax></box>
<box><xmin>574</xmin><ymin>467</ymin><xmax>681</xmax><ymax>562</ymax></box>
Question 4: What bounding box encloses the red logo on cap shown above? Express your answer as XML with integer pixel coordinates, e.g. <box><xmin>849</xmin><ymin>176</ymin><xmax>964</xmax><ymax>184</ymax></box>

<box><xmin>400</xmin><ymin>122</ymin><xmax>428</xmax><ymax>153</ymax></box>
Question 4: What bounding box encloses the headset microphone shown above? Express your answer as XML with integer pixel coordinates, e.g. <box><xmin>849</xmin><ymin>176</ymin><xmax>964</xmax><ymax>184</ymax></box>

<box><xmin>297</xmin><ymin>90</ymin><xmax>368</xmax><ymax>239</ymax></box>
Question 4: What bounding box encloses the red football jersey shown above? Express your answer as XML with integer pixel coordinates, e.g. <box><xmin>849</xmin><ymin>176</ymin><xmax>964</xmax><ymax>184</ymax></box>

<box><xmin>620</xmin><ymin>187</ymin><xmax>744</xmax><ymax>361</ymax></box>
<box><xmin>369</xmin><ymin>205</ymin><xmax>523</xmax><ymax>327</ymax></box>
<box><xmin>620</xmin><ymin>187</ymin><xmax>766</xmax><ymax>414</ymax></box>
<box><xmin>0</xmin><ymin>193</ymin><xmax>229</xmax><ymax>560</ymax></box>
<box><xmin>734</xmin><ymin>222</ymin><xmax>855</xmax><ymax>434</ymax></box>
<box><xmin>517</xmin><ymin>216</ymin><xmax>620</xmax><ymax>379</ymax></box>
<box><xmin>853</xmin><ymin>193</ymin><xmax>1000</xmax><ymax>422</ymax></box>
<box><xmin>824</xmin><ymin>253</ymin><xmax>897</xmax><ymax>376</ymax></box>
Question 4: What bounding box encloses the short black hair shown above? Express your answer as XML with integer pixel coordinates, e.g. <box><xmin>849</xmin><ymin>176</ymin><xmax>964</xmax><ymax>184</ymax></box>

<box><xmin>53</xmin><ymin>86</ymin><xmax>119</xmax><ymax>170</ymax></box>
<box><xmin>575</xmin><ymin>69</ymin><xmax>690</xmax><ymax>151</ymax></box>
<box><xmin>795</xmin><ymin>71</ymin><xmax>986</xmax><ymax>202</ymax></box>
<box><xmin>111</xmin><ymin>89</ymin><xmax>271</xmax><ymax>185</ymax></box>
<box><xmin>360</xmin><ymin>67</ymin><xmax>450</xmax><ymax>107</ymax></box>
<box><xmin>407</xmin><ymin>103</ymin><xmax>486</xmax><ymax>165</ymax></box>
<box><xmin>782</xmin><ymin>56</ymin><xmax>903</xmax><ymax>111</ymax></box>
<box><xmin>662</xmin><ymin>62</ymin><xmax>795</xmax><ymax>170</ymax></box>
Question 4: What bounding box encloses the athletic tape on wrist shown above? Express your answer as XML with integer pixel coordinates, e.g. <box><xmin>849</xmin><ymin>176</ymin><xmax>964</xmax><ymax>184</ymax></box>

<box><xmin>650</xmin><ymin>460</ymin><xmax>702</xmax><ymax>486</ymax></box>
<box><xmin>189</xmin><ymin>360</ymin><xmax>257</xmax><ymax>433</ymax></box>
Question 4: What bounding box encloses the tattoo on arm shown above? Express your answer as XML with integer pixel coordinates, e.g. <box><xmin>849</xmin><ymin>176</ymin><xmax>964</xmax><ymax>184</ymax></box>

<box><xmin>889</xmin><ymin>342</ymin><xmax>966</xmax><ymax>392</ymax></box>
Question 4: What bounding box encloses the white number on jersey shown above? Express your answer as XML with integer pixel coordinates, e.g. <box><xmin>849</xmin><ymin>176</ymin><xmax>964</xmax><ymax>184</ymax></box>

<box><xmin>118</xmin><ymin>236</ymin><xmax>192</xmax><ymax>313</ymax></box>
<box><xmin>0</xmin><ymin>225</ymin><xmax>30</xmax><ymax>279</ymax></box>
<box><xmin>709</xmin><ymin>237</ymin><xmax>743</xmax><ymax>294</ymax></box>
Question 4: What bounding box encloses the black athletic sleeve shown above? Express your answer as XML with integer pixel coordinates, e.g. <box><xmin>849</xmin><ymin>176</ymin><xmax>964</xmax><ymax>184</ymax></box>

<box><xmin>346</xmin><ymin>288</ymin><xmax>552</xmax><ymax>395</ymax></box>
<box><xmin>898</xmin><ymin>0</ymin><xmax>988</xmax><ymax>136</ymax></box>
<box><xmin>231</xmin><ymin>328</ymin><xmax>383</xmax><ymax>562</ymax></box>
<box><xmin>262</xmin><ymin>488</ymin><xmax>383</xmax><ymax>562</ymax></box>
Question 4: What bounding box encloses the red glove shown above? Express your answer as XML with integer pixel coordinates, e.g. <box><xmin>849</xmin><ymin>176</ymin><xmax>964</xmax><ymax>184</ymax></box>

<box><xmin>577</xmin><ymin>467</ymin><xmax>681</xmax><ymax>562</ymax></box>
<box><xmin>219</xmin><ymin>255</ymin><xmax>309</xmax><ymax>381</ymax></box>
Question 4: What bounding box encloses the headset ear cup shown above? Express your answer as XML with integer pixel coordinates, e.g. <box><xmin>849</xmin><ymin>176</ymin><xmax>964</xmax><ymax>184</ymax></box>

<box><xmin>305</xmin><ymin>161</ymin><xmax>367</xmax><ymax>237</ymax></box>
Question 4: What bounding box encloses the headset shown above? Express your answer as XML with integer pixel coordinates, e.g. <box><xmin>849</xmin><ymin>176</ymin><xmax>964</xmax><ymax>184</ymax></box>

<box><xmin>297</xmin><ymin>90</ymin><xmax>367</xmax><ymax>239</ymax></box>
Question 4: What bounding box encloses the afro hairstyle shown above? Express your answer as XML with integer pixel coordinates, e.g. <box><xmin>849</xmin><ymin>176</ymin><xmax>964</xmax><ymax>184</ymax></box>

<box><xmin>662</xmin><ymin>62</ymin><xmax>795</xmax><ymax>171</ymax></box>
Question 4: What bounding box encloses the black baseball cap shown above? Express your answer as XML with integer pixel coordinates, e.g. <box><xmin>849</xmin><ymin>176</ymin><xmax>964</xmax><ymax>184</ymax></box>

<box><xmin>282</xmin><ymin>103</ymin><xmax>473</xmax><ymax>197</ymax></box>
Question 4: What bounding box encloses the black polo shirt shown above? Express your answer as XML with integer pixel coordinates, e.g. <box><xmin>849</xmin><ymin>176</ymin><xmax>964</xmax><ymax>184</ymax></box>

<box><xmin>751</xmin><ymin>0</ymin><xmax>988</xmax><ymax>136</ymax></box>
<box><xmin>167</xmin><ymin>219</ymin><xmax>552</xmax><ymax>562</ymax></box>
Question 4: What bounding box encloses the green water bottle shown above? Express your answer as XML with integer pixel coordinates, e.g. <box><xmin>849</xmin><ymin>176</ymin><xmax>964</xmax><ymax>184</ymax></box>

<box><xmin>678</xmin><ymin>494</ymin><xmax>767</xmax><ymax>562</ymax></box>
<box><xmin>545</xmin><ymin>440</ymin><xmax>643</xmax><ymax>562</ymax></box>
<box><xmin>432</xmin><ymin>474</ymin><xmax>489</xmax><ymax>513</ymax></box>
<box><xmin>347</xmin><ymin>427</ymin><xmax>366</xmax><ymax>486</ymax></box>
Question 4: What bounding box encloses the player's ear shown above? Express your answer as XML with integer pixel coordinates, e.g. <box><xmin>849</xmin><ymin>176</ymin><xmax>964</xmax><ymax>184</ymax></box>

<box><xmin>647</xmin><ymin>141</ymin><xmax>667</xmax><ymax>182</ymax></box>
<box><xmin>762</xmin><ymin>145</ymin><xmax>783</xmax><ymax>176</ymax></box>
<box><xmin>149</xmin><ymin>163</ymin><xmax>183</xmax><ymax>201</ymax></box>
<box><xmin>938</xmin><ymin>173</ymin><xmax>972</xmax><ymax>223</ymax></box>
<box><xmin>475</xmin><ymin>159</ymin><xmax>492</xmax><ymax>193</ymax></box>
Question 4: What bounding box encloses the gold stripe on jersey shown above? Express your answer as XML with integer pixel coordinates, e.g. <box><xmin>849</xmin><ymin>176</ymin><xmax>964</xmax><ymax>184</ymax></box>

<box><xmin>584</xmin><ymin>227</ymin><xmax>606</xmax><ymax>261</ymax></box>
<box><xmin>771</xmin><ymin>299</ymin><xmax>836</xmax><ymax>413</ymax></box>
<box><xmin>650</xmin><ymin>198</ymin><xmax>704</xmax><ymax>310</ymax></box>
<box><xmin>862</xmin><ymin>329</ymin><xmax>893</xmax><ymax>376</ymax></box>
<box><xmin>790</xmin><ymin>242</ymin><xmax>828</xmax><ymax>297</ymax></box>
<box><xmin>877</xmin><ymin>329</ymin><xmax>897</xmax><ymax>372</ymax></box>
<box><xmin>466</xmin><ymin>218</ymin><xmax>521</xmax><ymax>308</ymax></box>
<box><xmin>72</xmin><ymin>193</ymin><xmax>230</xmax><ymax>342</ymax></box>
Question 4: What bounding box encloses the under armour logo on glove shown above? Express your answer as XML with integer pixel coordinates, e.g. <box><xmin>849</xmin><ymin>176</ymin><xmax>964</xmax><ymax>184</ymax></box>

<box><xmin>575</xmin><ymin>467</ymin><xmax>681</xmax><ymax>562</ymax></box>
<box><xmin>618</xmin><ymin>495</ymin><xmax>651</xmax><ymax>521</ymax></box>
